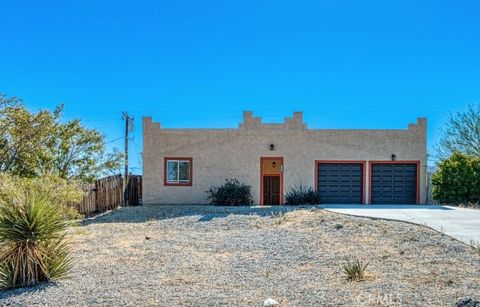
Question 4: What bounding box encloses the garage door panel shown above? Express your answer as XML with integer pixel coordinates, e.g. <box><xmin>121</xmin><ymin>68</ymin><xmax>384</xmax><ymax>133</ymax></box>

<box><xmin>317</xmin><ymin>163</ymin><xmax>364</xmax><ymax>204</ymax></box>
<box><xmin>405</xmin><ymin>165</ymin><xmax>417</xmax><ymax>171</ymax></box>
<box><xmin>371</xmin><ymin>163</ymin><xmax>418</xmax><ymax>204</ymax></box>
<box><xmin>379</xmin><ymin>165</ymin><xmax>392</xmax><ymax>172</ymax></box>
<box><xmin>405</xmin><ymin>186</ymin><xmax>416</xmax><ymax>192</ymax></box>
<box><xmin>383</xmin><ymin>176</ymin><xmax>393</xmax><ymax>182</ymax></box>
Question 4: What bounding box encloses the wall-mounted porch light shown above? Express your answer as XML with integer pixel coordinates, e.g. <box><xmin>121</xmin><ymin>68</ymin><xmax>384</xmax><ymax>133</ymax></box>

<box><xmin>391</xmin><ymin>154</ymin><xmax>396</xmax><ymax>161</ymax></box>
<box><xmin>269</xmin><ymin>144</ymin><xmax>274</xmax><ymax>151</ymax></box>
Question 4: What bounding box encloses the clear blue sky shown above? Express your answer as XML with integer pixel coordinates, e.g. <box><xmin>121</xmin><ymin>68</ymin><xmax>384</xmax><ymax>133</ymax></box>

<box><xmin>1</xmin><ymin>1</ymin><xmax>479</xmax><ymax>174</ymax></box>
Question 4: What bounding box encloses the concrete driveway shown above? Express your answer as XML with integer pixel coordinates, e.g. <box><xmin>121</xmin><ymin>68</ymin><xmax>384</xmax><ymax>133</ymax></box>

<box><xmin>320</xmin><ymin>204</ymin><xmax>480</xmax><ymax>245</ymax></box>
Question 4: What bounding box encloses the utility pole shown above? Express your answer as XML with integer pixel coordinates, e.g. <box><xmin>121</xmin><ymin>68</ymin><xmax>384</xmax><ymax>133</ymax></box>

<box><xmin>122</xmin><ymin>112</ymin><xmax>133</xmax><ymax>206</ymax></box>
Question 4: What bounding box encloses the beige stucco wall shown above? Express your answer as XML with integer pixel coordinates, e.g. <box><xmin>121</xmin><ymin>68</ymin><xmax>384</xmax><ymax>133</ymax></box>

<box><xmin>143</xmin><ymin>111</ymin><xmax>427</xmax><ymax>205</ymax></box>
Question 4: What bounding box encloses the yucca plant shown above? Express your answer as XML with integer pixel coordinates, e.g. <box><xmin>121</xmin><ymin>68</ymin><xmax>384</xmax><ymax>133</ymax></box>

<box><xmin>0</xmin><ymin>190</ymin><xmax>72</xmax><ymax>288</ymax></box>
<box><xmin>342</xmin><ymin>259</ymin><xmax>369</xmax><ymax>281</ymax></box>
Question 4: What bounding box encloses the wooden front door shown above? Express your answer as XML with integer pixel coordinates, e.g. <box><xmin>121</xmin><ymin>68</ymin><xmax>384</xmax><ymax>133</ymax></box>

<box><xmin>263</xmin><ymin>176</ymin><xmax>281</xmax><ymax>205</ymax></box>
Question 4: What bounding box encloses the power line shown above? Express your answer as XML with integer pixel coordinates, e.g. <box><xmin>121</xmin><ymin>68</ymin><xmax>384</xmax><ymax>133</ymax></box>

<box><xmin>130</xmin><ymin>139</ymin><xmax>143</xmax><ymax>170</ymax></box>
<box><xmin>63</xmin><ymin>96</ymin><xmax>480</xmax><ymax>121</ymax></box>
<box><xmin>105</xmin><ymin>136</ymin><xmax>124</xmax><ymax>144</ymax></box>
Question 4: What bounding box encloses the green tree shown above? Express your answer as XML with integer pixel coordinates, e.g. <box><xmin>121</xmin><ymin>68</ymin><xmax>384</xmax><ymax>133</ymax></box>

<box><xmin>0</xmin><ymin>94</ymin><xmax>61</xmax><ymax>176</ymax></box>
<box><xmin>436</xmin><ymin>103</ymin><xmax>480</xmax><ymax>158</ymax></box>
<box><xmin>0</xmin><ymin>94</ymin><xmax>123</xmax><ymax>182</ymax></box>
<box><xmin>432</xmin><ymin>152</ymin><xmax>480</xmax><ymax>204</ymax></box>
<box><xmin>49</xmin><ymin>119</ymin><xmax>123</xmax><ymax>182</ymax></box>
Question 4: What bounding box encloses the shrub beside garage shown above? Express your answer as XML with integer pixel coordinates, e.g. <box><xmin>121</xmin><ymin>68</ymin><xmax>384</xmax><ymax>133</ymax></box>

<box><xmin>432</xmin><ymin>152</ymin><xmax>480</xmax><ymax>205</ymax></box>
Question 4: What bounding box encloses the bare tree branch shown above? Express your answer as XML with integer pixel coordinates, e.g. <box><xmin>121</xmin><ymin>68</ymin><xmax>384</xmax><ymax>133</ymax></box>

<box><xmin>436</xmin><ymin>103</ymin><xmax>480</xmax><ymax>159</ymax></box>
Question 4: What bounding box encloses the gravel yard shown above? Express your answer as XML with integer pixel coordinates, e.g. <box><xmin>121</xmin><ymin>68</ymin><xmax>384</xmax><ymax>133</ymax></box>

<box><xmin>1</xmin><ymin>205</ymin><xmax>479</xmax><ymax>306</ymax></box>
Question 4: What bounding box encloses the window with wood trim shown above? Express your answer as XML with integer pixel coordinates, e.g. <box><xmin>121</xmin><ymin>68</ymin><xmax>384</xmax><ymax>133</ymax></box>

<box><xmin>164</xmin><ymin>158</ymin><xmax>192</xmax><ymax>186</ymax></box>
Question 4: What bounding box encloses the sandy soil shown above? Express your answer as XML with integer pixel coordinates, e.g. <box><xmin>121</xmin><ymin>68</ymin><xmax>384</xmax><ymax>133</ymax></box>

<box><xmin>1</xmin><ymin>205</ymin><xmax>479</xmax><ymax>306</ymax></box>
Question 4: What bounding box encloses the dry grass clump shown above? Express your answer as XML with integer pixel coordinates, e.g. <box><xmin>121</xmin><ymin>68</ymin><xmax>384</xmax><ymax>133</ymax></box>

<box><xmin>270</xmin><ymin>211</ymin><xmax>288</xmax><ymax>225</ymax></box>
<box><xmin>270</xmin><ymin>209</ymin><xmax>326</xmax><ymax>227</ymax></box>
<box><xmin>471</xmin><ymin>240</ymin><xmax>480</xmax><ymax>254</ymax></box>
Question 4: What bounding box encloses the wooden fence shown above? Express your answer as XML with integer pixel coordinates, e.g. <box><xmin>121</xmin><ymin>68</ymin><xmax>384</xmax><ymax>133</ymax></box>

<box><xmin>75</xmin><ymin>174</ymin><xmax>142</xmax><ymax>216</ymax></box>
<box><xmin>125</xmin><ymin>175</ymin><xmax>142</xmax><ymax>206</ymax></box>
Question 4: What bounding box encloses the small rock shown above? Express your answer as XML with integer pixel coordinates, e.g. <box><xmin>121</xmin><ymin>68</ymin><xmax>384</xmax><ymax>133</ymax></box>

<box><xmin>334</xmin><ymin>223</ymin><xmax>343</xmax><ymax>230</ymax></box>
<box><xmin>263</xmin><ymin>298</ymin><xmax>279</xmax><ymax>306</ymax></box>
<box><xmin>145</xmin><ymin>236</ymin><xmax>151</xmax><ymax>240</ymax></box>
<box><xmin>456</xmin><ymin>297</ymin><xmax>479</xmax><ymax>307</ymax></box>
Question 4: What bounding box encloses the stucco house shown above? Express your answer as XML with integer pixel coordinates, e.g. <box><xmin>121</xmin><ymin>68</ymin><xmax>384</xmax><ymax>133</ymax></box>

<box><xmin>142</xmin><ymin>111</ymin><xmax>427</xmax><ymax>205</ymax></box>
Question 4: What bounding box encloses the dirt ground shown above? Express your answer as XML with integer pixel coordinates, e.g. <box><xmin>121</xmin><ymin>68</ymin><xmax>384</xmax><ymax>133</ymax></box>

<box><xmin>1</xmin><ymin>205</ymin><xmax>479</xmax><ymax>306</ymax></box>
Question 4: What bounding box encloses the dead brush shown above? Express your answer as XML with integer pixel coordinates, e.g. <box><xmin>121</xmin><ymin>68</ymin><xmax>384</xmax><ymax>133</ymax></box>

<box><xmin>470</xmin><ymin>239</ymin><xmax>480</xmax><ymax>254</ymax></box>
<box><xmin>342</xmin><ymin>258</ymin><xmax>370</xmax><ymax>281</ymax></box>
<box><xmin>250</xmin><ymin>216</ymin><xmax>264</xmax><ymax>229</ymax></box>
<box><xmin>270</xmin><ymin>211</ymin><xmax>288</xmax><ymax>225</ymax></box>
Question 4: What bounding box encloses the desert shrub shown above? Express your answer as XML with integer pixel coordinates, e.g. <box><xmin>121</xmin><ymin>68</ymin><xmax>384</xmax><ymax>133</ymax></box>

<box><xmin>471</xmin><ymin>240</ymin><xmax>480</xmax><ymax>254</ymax></box>
<box><xmin>0</xmin><ymin>190</ymin><xmax>72</xmax><ymax>288</ymax></box>
<box><xmin>270</xmin><ymin>211</ymin><xmax>286</xmax><ymax>224</ymax></box>
<box><xmin>206</xmin><ymin>178</ymin><xmax>253</xmax><ymax>206</ymax></box>
<box><xmin>0</xmin><ymin>174</ymin><xmax>83</xmax><ymax>219</ymax></box>
<box><xmin>285</xmin><ymin>184</ymin><xmax>320</xmax><ymax>205</ymax></box>
<box><xmin>432</xmin><ymin>152</ymin><xmax>480</xmax><ymax>205</ymax></box>
<box><xmin>342</xmin><ymin>259</ymin><xmax>369</xmax><ymax>281</ymax></box>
